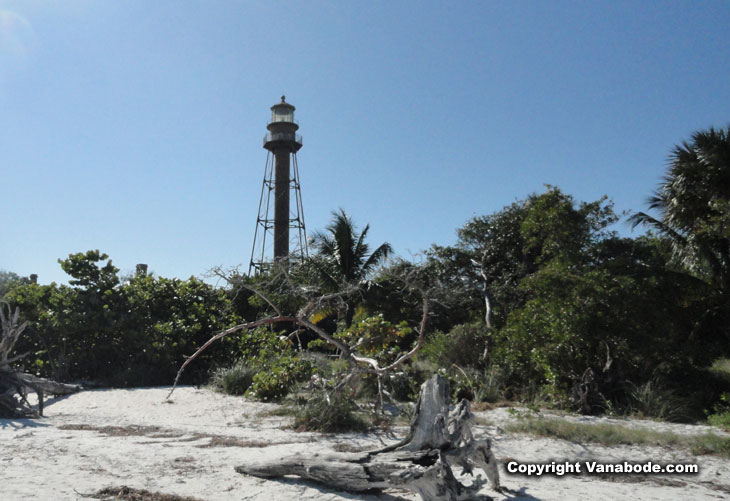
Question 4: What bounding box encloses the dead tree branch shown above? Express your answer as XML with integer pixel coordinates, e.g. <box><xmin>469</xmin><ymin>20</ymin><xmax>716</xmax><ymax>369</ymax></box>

<box><xmin>237</xmin><ymin>374</ymin><xmax>500</xmax><ymax>500</ymax></box>
<box><xmin>166</xmin><ymin>316</ymin><xmax>297</xmax><ymax>399</ymax></box>
<box><xmin>472</xmin><ymin>250</ymin><xmax>494</xmax><ymax>329</ymax></box>
<box><xmin>168</xmin><ymin>274</ymin><xmax>432</xmax><ymax>404</ymax></box>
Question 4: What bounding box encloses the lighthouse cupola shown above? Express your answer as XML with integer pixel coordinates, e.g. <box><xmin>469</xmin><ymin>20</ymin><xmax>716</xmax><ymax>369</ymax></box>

<box><xmin>270</xmin><ymin>96</ymin><xmax>296</xmax><ymax>124</ymax></box>
<box><xmin>264</xmin><ymin>96</ymin><xmax>302</xmax><ymax>152</ymax></box>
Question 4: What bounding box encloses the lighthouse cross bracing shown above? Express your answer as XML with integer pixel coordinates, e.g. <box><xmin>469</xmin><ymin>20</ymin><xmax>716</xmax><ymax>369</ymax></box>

<box><xmin>249</xmin><ymin>97</ymin><xmax>308</xmax><ymax>275</ymax></box>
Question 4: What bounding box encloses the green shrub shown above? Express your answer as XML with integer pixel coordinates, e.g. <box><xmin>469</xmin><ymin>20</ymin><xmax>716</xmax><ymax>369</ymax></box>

<box><xmin>237</xmin><ymin>327</ymin><xmax>293</xmax><ymax>362</ymax></box>
<box><xmin>711</xmin><ymin>359</ymin><xmax>730</xmax><ymax>377</ymax></box>
<box><xmin>5</xmin><ymin>251</ymin><xmax>242</xmax><ymax>386</ymax></box>
<box><xmin>708</xmin><ymin>411</ymin><xmax>730</xmax><ymax>430</ymax></box>
<box><xmin>294</xmin><ymin>387</ymin><xmax>368</xmax><ymax>433</ymax></box>
<box><xmin>210</xmin><ymin>363</ymin><xmax>256</xmax><ymax>396</ymax></box>
<box><xmin>446</xmin><ymin>365</ymin><xmax>504</xmax><ymax>403</ymax></box>
<box><xmin>245</xmin><ymin>356</ymin><xmax>312</xmax><ymax>402</ymax></box>
<box><xmin>212</xmin><ymin>327</ymin><xmax>314</xmax><ymax>402</ymax></box>
<box><xmin>334</xmin><ymin>315</ymin><xmax>413</xmax><ymax>366</ymax></box>
<box><xmin>708</xmin><ymin>393</ymin><xmax>730</xmax><ymax>430</ymax></box>
<box><xmin>627</xmin><ymin>380</ymin><xmax>691</xmax><ymax>422</ymax></box>
<box><xmin>418</xmin><ymin>323</ymin><xmax>504</xmax><ymax>403</ymax></box>
<box><xmin>420</xmin><ymin>322</ymin><xmax>490</xmax><ymax>370</ymax></box>
<box><xmin>386</xmin><ymin>364</ymin><xmax>431</xmax><ymax>402</ymax></box>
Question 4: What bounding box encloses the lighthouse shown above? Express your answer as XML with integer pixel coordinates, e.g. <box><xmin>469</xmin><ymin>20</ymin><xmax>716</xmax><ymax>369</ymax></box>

<box><xmin>249</xmin><ymin>96</ymin><xmax>308</xmax><ymax>274</ymax></box>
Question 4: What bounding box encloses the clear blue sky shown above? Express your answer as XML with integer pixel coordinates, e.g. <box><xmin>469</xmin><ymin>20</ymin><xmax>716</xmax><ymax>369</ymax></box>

<box><xmin>2</xmin><ymin>1</ymin><xmax>729</xmax><ymax>284</ymax></box>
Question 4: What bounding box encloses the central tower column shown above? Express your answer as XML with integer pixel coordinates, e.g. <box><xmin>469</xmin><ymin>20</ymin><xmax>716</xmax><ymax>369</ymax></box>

<box><xmin>273</xmin><ymin>148</ymin><xmax>291</xmax><ymax>259</ymax></box>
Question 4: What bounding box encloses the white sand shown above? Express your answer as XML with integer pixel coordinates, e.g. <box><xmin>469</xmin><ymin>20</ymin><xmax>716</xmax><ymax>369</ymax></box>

<box><xmin>2</xmin><ymin>387</ymin><xmax>729</xmax><ymax>500</ymax></box>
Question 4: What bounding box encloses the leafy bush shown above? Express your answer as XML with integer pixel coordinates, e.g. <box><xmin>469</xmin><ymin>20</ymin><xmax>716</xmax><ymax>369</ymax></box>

<box><xmin>385</xmin><ymin>363</ymin><xmax>431</xmax><ymax>402</ymax></box>
<box><xmin>210</xmin><ymin>362</ymin><xmax>257</xmax><ymax>396</ymax></box>
<box><xmin>421</xmin><ymin>322</ymin><xmax>491</xmax><ymax>370</ymax></box>
<box><xmin>417</xmin><ymin>323</ymin><xmax>504</xmax><ymax>403</ymax></box>
<box><xmin>334</xmin><ymin>315</ymin><xmax>413</xmax><ymax>365</ymax></box>
<box><xmin>246</xmin><ymin>355</ymin><xmax>312</xmax><ymax>401</ymax></box>
<box><xmin>708</xmin><ymin>411</ymin><xmax>730</xmax><ymax>430</ymax></box>
<box><xmin>492</xmin><ymin>255</ymin><xmax>710</xmax><ymax>412</ymax></box>
<box><xmin>237</xmin><ymin>327</ymin><xmax>293</xmax><ymax>362</ymax></box>
<box><xmin>708</xmin><ymin>393</ymin><xmax>730</xmax><ymax>430</ymax></box>
<box><xmin>5</xmin><ymin>250</ymin><xmax>241</xmax><ymax>386</ymax></box>
<box><xmin>294</xmin><ymin>386</ymin><xmax>368</xmax><ymax>433</ymax></box>
<box><xmin>220</xmin><ymin>327</ymin><xmax>313</xmax><ymax>402</ymax></box>
<box><xmin>438</xmin><ymin>365</ymin><xmax>504</xmax><ymax>403</ymax></box>
<box><xmin>627</xmin><ymin>380</ymin><xmax>691</xmax><ymax>422</ymax></box>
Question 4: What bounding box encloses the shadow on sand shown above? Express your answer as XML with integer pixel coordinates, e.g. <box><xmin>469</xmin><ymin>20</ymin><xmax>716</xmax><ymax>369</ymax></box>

<box><xmin>499</xmin><ymin>485</ymin><xmax>541</xmax><ymax>500</ymax></box>
<box><xmin>0</xmin><ymin>417</ymin><xmax>51</xmax><ymax>430</ymax></box>
<box><xmin>0</xmin><ymin>390</ymin><xmax>80</xmax><ymax>429</ymax></box>
<box><xmin>271</xmin><ymin>476</ymin><xmax>416</xmax><ymax>500</ymax></box>
<box><xmin>259</xmin><ymin>475</ymin><xmax>519</xmax><ymax>500</ymax></box>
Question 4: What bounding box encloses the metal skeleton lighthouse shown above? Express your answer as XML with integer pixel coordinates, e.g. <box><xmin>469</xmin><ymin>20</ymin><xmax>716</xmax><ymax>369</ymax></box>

<box><xmin>249</xmin><ymin>96</ymin><xmax>308</xmax><ymax>275</ymax></box>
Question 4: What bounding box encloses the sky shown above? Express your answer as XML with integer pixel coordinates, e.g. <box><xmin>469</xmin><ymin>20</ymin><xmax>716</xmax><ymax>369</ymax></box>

<box><xmin>1</xmin><ymin>1</ymin><xmax>729</xmax><ymax>285</ymax></box>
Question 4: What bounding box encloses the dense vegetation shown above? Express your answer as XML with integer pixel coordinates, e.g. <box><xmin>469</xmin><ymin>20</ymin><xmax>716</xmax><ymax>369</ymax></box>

<box><xmin>3</xmin><ymin>126</ymin><xmax>730</xmax><ymax>425</ymax></box>
<box><xmin>3</xmin><ymin>251</ymin><xmax>242</xmax><ymax>386</ymax></box>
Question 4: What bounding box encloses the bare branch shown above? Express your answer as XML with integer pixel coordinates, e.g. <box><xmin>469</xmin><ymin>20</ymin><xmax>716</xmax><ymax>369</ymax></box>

<box><xmin>350</xmin><ymin>354</ymin><xmax>381</xmax><ymax>371</ymax></box>
<box><xmin>2</xmin><ymin>351</ymin><xmax>30</xmax><ymax>366</ymax></box>
<box><xmin>296</xmin><ymin>284</ymin><xmax>360</xmax><ymax>319</ymax></box>
<box><xmin>166</xmin><ymin>316</ymin><xmax>297</xmax><ymax>399</ymax></box>
<box><xmin>169</xmin><ymin>265</ymin><xmax>432</xmax><ymax>407</ymax></box>
<box><xmin>472</xmin><ymin>251</ymin><xmax>494</xmax><ymax>329</ymax></box>
<box><xmin>236</xmin><ymin>281</ymin><xmax>283</xmax><ymax>318</ymax></box>
<box><xmin>1</xmin><ymin>301</ymin><xmax>30</xmax><ymax>368</ymax></box>
<box><xmin>294</xmin><ymin>317</ymin><xmax>352</xmax><ymax>357</ymax></box>
<box><xmin>380</xmin><ymin>298</ymin><xmax>429</xmax><ymax>373</ymax></box>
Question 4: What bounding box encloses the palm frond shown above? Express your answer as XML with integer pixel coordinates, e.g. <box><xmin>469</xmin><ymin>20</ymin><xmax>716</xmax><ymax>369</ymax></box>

<box><xmin>361</xmin><ymin>242</ymin><xmax>393</xmax><ymax>276</ymax></box>
<box><xmin>353</xmin><ymin>224</ymin><xmax>371</xmax><ymax>264</ymax></box>
<box><xmin>311</xmin><ymin>209</ymin><xmax>392</xmax><ymax>284</ymax></box>
<box><xmin>309</xmin><ymin>307</ymin><xmax>336</xmax><ymax>324</ymax></box>
<box><xmin>629</xmin><ymin>211</ymin><xmax>688</xmax><ymax>246</ymax></box>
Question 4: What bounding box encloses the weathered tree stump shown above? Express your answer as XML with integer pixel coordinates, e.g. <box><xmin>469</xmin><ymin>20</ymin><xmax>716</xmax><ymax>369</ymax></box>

<box><xmin>236</xmin><ymin>374</ymin><xmax>500</xmax><ymax>500</ymax></box>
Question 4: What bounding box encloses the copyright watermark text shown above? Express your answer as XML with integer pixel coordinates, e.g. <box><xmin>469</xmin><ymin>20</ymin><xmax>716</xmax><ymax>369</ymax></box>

<box><xmin>506</xmin><ymin>460</ymin><xmax>698</xmax><ymax>476</ymax></box>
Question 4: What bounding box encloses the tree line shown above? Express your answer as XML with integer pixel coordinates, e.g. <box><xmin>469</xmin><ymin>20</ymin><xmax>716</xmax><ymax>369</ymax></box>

<box><xmin>2</xmin><ymin>126</ymin><xmax>729</xmax><ymax>422</ymax></box>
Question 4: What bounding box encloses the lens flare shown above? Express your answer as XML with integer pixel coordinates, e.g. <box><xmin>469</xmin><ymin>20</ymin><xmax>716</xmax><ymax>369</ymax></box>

<box><xmin>0</xmin><ymin>10</ymin><xmax>38</xmax><ymax>81</ymax></box>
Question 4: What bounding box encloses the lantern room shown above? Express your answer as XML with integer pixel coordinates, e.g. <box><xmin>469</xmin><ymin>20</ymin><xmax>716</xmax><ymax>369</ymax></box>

<box><xmin>270</xmin><ymin>96</ymin><xmax>296</xmax><ymax>125</ymax></box>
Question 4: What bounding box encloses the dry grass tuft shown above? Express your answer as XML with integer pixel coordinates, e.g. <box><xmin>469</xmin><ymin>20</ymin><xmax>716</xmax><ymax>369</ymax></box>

<box><xmin>59</xmin><ymin>424</ymin><xmax>181</xmax><ymax>438</ymax></box>
<box><xmin>331</xmin><ymin>442</ymin><xmax>372</xmax><ymax>453</ymax></box>
<box><xmin>87</xmin><ymin>486</ymin><xmax>204</xmax><ymax>501</ymax></box>
<box><xmin>58</xmin><ymin>423</ymin><xmax>317</xmax><ymax>449</ymax></box>
<box><xmin>195</xmin><ymin>436</ymin><xmax>274</xmax><ymax>448</ymax></box>
<box><xmin>505</xmin><ymin>417</ymin><xmax>730</xmax><ymax>458</ymax></box>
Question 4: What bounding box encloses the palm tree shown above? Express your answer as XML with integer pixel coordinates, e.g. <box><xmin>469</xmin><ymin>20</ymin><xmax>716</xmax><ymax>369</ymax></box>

<box><xmin>310</xmin><ymin>209</ymin><xmax>393</xmax><ymax>288</ymax></box>
<box><xmin>630</xmin><ymin>127</ymin><xmax>730</xmax><ymax>350</ymax></box>
<box><xmin>630</xmin><ymin>126</ymin><xmax>730</xmax><ymax>293</ymax></box>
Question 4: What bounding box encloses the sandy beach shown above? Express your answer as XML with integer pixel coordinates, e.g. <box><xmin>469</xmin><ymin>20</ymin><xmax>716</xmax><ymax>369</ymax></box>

<box><xmin>2</xmin><ymin>387</ymin><xmax>729</xmax><ymax>500</ymax></box>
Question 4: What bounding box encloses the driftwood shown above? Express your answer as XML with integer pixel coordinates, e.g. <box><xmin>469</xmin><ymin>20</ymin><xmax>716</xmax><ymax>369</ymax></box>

<box><xmin>0</xmin><ymin>301</ymin><xmax>81</xmax><ymax>418</ymax></box>
<box><xmin>236</xmin><ymin>374</ymin><xmax>500</xmax><ymax>500</ymax></box>
<box><xmin>0</xmin><ymin>369</ymin><xmax>81</xmax><ymax>417</ymax></box>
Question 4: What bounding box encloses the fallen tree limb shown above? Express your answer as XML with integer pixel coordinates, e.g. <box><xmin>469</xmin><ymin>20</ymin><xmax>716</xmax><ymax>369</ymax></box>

<box><xmin>16</xmin><ymin>372</ymin><xmax>81</xmax><ymax>396</ymax></box>
<box><xmin>0</xmin><ymin>369</ymin><xmax>82</xmax><ymax>418</ymax></box>
<box><xmin>167</xmin><ymin>293</ymin><xmax>430</xmax><ymax>400</ymax></box>
<box><xmin>236</xmin><ymin>374</ymin><xmax>500</xmax><ymax>500</ymax></box>
<box><xmin>166</xmin><ymin>316</ymin><xmax>298</xmax><ymax>399</ymax></box>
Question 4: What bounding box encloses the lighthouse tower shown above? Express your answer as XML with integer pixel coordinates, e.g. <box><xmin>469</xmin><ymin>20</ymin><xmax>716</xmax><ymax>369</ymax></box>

<box><xmin>249</xmin><ymin>96</ymin><xmax>308</xmax><ymax>274</ymax></box>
